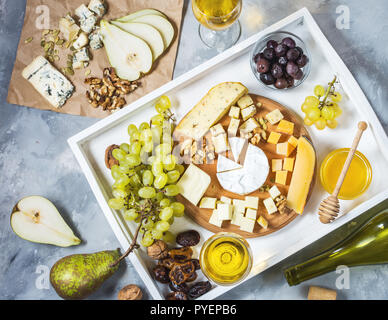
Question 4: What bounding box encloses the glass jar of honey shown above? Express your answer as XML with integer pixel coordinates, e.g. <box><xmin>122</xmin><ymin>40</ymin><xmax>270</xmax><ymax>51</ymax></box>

<box><xmin>199</xmin><ymin>232</ymin><xmax>252</xmax><ymax>286</ymax></box>
<box><xmin>320</xmin><ymin>148</ymin><xmax>372</xmax><ymax>200</ymax></box>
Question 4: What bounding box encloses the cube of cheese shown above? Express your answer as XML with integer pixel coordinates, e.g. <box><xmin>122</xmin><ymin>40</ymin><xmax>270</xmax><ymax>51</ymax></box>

<box><xmin>228</xmin><ymin>118</ymin><xmax>240</xmax><ymax>136</ymax></box>
<box><xmin>246</xmin><ymin>208</ymin><xmax>257</xmax><ymax>220</ymax></box>
<box><xmin>277</xmin><ymin>120</ymin><xmax>294</xmax><ymax>135</ymax></box>
<box><xmin>263</xmin><ymin>198</ymin><xmax>278</xmax><ymax>215</ymax></box>
<box><xmin>73</xmin><ymin>32</ymin><xmax>89</xmax><ymax>50</ymax></box>
<box><xmin>231</xmin><ymin>212</ymin><xmax>244</xmax><ymax>226</ymax></box>
<box><xmin>212</xmin><ymin>134</ymin><xmax>229</xmax><ymax>153</ymax></box>
<box><xmin>272</xmin><ymin>159</ymin><xmax>283</xmax><ymax>172</ymax></box>
<box><xmin>257</xmin><ymin>216</ymin><xmax>268</xmax><ymax>229</ymax></box>
<box><xmin>265</xmin><ymin>109</ymin><xmax>284</xmax><ymax>125</ymax></box>
<box><xmin>240</xmin><ymin>117</ymin><xmax>259</xmax><ymax>134</ymax></box>
<box><xmin>88</xmin><ymin>0</ymin><xmax>107</xmax><ymax>17</ymax></box>
<box><xmin>209</xmin><ymin>209</ymin><xmax>223</xmax><ymax>227</ymax></box>
<box><xmin>288</xmin><ymin>136</ymin><xmax>299</xmax><ymax>148</ymax></box>
<box><xmin>237</xmin><ymin>95</ymin><xmax>254</xmax><ymax>109</ymax></box>
<box><xmin>267</xmin><ymin>131</ymin><xmax>282</xmax><ymax>144</ymax></box>
<box><xmin>276</xmin><ymin>170</ymin><xmax>288</xmax><ymax>185</ymax></box>
<box><xmin>269</xmin><ymin>185</ymin><xmax>281</xmax><ymax>200</ymax></box>
<box><xmin>241</xmin><ymin>105</ymin><xmax>257</xmax><ymax>121</ymax></box>
<box><xmin>217</xmin><ymin>203</ymin><xmax>233</xmax><ymax>220</ymax></box>
<box><xmin>59</xmin><ymin>16</ymin><xmax>80</xmax><ymax>42</ymax></box>
<box><xmin>276</xmin><ymin>142</ymin><xmax>295</xmax><ymax>157</ymax></box>
<box><xmin>177</xmin><ymin>164</ymin><xmax>211</xmax><ymax>206</ymax></box>
<box><xmin>283</xmin><ymin>157</ymin><xmax>295</xmax><ymax>172</ymax></box>
<box><xmin>240</xmin><ymin>217</ymin><xmax>255</xmax><ymax>233</ymax></box>
<box><xmin>232</xmin><ymin>199</ymin><xmax>246</xmax><ymax>213</ymax></box>
<box><xmin>199</xmin><ymin>197</ymin><xmax>217</xmax><ymax>209</ymax></box>
<box><xmin>245</xmin><ymin>196</ymin><xmax>259</xmax><ymax>209</ymax></box>
<box><xmin>210</xmin><ymin>123</ymin><xmax>225</xmax><ymax>136</ymax></box>
<box><xmin>229</xmin><ymin>106</ymin><xmax>240</xmax><ymax>119</ymax></box>
<box><xmin>220</xmin><ymin>196</ymin><xmax>232</xmax><ymax>204</ymax></box>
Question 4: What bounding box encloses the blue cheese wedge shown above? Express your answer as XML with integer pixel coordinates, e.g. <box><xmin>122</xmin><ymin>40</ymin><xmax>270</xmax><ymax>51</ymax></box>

<box><xmin>89</xmin><ymin>28</ymin><xmax>103</xmax><ymax>50</ymax></box>
<box><xmin>88</xmin><ymin>0</ymin><xmax>106</xmax><ymax>17</ymax></box>
<box><xmin>176</xmin><ymin>164</ymin><xmax>211</xmax><ymax>206</ymax></box>
<box><xmin>73</xmin><ymin>48</ymin><xmax>90</xmax><ymax>69</ymax></box>
<box><xmin>22</xmin><ymin>56</ymin><xmax>74</xmax><ymax>108</ymax></box>
<box><xmin>174</xmin><ymin>82</ymin><xmax>248</xmax><ymax>141</ymax></box>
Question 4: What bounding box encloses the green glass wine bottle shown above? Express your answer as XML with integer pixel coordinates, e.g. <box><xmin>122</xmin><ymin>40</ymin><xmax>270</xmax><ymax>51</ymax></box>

<box><xmin>284</xmin><ymin>207</ymin><xmax>388</xmax><ymax>286</ymax></box>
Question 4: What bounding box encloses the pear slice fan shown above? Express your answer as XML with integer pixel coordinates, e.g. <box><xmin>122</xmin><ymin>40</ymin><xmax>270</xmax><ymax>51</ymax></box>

<box><xmin>11</xmin><ymin>196</ymin><xmax>81</xmax><ymax>247</ymax></box>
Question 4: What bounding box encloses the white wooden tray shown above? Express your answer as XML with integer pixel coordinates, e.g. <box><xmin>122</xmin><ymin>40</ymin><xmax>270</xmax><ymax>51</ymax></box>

<box><xmin>68</xmin><ymin>8</ymin><xmax>388</xmax><ymax>300</ymax></box>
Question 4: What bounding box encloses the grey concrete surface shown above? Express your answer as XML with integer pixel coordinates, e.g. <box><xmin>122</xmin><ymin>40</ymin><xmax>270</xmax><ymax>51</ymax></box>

<box><xmin>0</xmin><ymin>0</ymin><xmax>387</xmax><ymax>300</ymax></box>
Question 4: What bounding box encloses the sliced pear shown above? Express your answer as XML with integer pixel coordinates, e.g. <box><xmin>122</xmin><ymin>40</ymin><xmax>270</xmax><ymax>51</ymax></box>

<box><xmin>131</xmin><ymin>15</ymin><xmax>174</xmax><ymax>49</ymax></box>
<box><xmin>111</xmin><ymin>21</ymin><xmax>165</xmax><ymax>61</ymax></box>
<box><xmin>10</xmin><ymin>196</ymin><xmax>81</xmax><ymax>247</ymax></box>
<box><xmin>116</xmin><ymin>9</ymin><xmax>165</xmax><ymax>22</ymax></box>
<box><xmin>100</xmin><ymin>20</ymin><xmax>153</xmax><ymax>81</ymax></box>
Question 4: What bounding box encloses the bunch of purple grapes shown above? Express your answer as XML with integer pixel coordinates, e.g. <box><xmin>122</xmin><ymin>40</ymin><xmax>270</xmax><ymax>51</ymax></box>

<box><xmin>254</xmin><ymin>37</ymin><xmax>309</xmax><ymax>89</ymax></box>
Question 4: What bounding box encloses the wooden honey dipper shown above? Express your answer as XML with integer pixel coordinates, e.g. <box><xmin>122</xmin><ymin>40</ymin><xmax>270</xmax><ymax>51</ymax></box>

<box><xmin>318</xmin><ymin>121</ymin><xmax>368</xmax><ymax>224</ymax></box>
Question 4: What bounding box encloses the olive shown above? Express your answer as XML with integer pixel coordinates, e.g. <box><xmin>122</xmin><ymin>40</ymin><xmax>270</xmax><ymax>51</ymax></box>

<box><xmin>271</xmin><ymin>63</ymin><xmax>284</xmax><ymax>79</ymax></box>
<box><xmin>282</xmin><ymin>37</ymin><xmax>296</xmax><ymax>49</ymax></box>
<box><xmin>275</xmin><ymin>78</ymin><xmax>288</xmax><ymax>89</ymax></box>
<box><xmin>260</xmin><ymin>73</ymin><xmax>275</xmax><ymax>85</ymax></box>
<box><xmin>262</xmin><ymin>48</ymin><xmax>275</xmax><ymax>61</ymax></box>
<box><xmin>286</xmin><ymin>61</ymin><xmax>299</xmax><ymax>78</ymax></box>
<box><xmin>296</xmin><ymin>54</ymin><xmax>309</xmax><ymax>67</ymax></box>
<box><xmin>266</xmin><ymin>40</ymin><xmax>278</xmax><ymax>49</ymax></box>
<box><xmin>286</xmin><ymin>48</ymin><xmax>300</xmax><ymax>61</ymax></box>
<box><xmin>257</xmin><ymin>58</ymin><xmax>270</xmax><ymax>74</ymax></box>
<box><xmin>274</xmin><ymin>43</ymin><xmax>288</xmax><ymax>57</ymax></box>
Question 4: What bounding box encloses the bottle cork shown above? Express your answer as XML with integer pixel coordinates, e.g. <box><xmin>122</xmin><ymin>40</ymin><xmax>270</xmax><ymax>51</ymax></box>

<box><xmin>307</xmin><ymin>286</ymin><xmax>337</xmax><ymax>300</ymax></box>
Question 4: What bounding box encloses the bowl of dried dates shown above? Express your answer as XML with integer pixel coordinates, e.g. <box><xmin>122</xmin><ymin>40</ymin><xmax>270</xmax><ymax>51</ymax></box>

<box><xmin>148</xmin><ymin>230</ymin><xmax>212</xmax><ymax>300</ymax></box>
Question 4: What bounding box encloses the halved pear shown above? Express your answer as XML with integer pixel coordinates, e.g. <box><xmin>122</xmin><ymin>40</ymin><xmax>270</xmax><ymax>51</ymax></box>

<box><xmin>112</xmin><ymin>21</ymin><xmax>165</xmax><ymax>61</ymax></box>
<box><xmin>131</xmin><ymin>15</ymin><xmax>175</xmax><ymax>49</ymax></box>
<box><xmin>11</xmin><ymin>196</ymin><xmax>81</xmax><ymax>247</ymax></box>
<box><xmin>116</xmin><ymin>9</ymin><xmax>165</xmax><ymax>22</ymax></box>
<box><xmin>100</xmin><ymin>20</ymin><xmax>153</xmax><ymax>81</ymax></box>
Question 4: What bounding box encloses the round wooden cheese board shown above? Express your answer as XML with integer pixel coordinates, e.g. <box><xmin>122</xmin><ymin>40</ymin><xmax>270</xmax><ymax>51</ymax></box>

<box><xmin>176</xmin><ymin>94</ymin><xmax>316</xmax><ymax>238</ymax></box>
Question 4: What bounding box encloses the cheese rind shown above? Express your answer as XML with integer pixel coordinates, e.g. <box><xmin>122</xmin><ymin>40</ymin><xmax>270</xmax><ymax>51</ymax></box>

<box><xmin>22</xmin><ymin>56</ymin><xmax>74</xmax><ymax>108</ymax></box>
<box><xmin>176</xmin><ymin>164</ymin><xmax>211</xmax><ymax>206</ymax></box>
<box><xmin>174</xmin><ymin>82</ymin><xmax>248</xmax><ymax>140</ymax></box>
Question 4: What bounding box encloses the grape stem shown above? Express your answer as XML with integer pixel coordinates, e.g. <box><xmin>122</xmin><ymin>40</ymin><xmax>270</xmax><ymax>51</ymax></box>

<box><xmin>110</xmin><ymin>220</ymin><xmax>143</xmax><ymax>268</ymax></box>
<box><xmin>319</xmin><ymin>76</ymin><xmax>337</xmax><ymax>110</ymax></box>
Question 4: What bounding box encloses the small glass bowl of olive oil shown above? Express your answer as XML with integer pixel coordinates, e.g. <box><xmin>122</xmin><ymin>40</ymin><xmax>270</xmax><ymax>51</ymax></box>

<box><xmin>320</xmin><ymin>148</ymin><xmax>372</xmax><ymax>200</ymax></box>
<box><xmin>199</xmin><ymin>232</ymin><xmax>253</xmax><ymax>286</ymax></box>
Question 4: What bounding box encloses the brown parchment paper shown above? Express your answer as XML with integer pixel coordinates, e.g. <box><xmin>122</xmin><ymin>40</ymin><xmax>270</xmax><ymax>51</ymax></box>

<box><xmin>7</xmin><ymin>0</ymin><xmax>184</xmax><ymax>118</ymax></box>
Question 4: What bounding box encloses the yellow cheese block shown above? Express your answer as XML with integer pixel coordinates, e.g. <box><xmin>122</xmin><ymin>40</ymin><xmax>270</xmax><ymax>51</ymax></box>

<box><xmin>174</xmin><ymin>82</ymin><xmax>248</xmax><ymax>141</ymax></box>
<box><xmin>276</xmin><ymin>142</ymin><xmax>295</xmax><ymax>156</ymax></box>
<box><xmin>267</xmin><ymin>131</ymin><xmax>282</xmax><ymax>144</ymax></box>
<box><xmin>275</xmin><ymin>170</ymin><xmax>288</xmax><ymax>185</ymax></box>
<box><xmin>287</xmin><ymin>137</ymin><xmax>316</xmax><ymax>214</ymax></box>
<box><xmin>283</xmin><ymin>157</ymin><xmax>295</xmax><ymax>172</ymax></box>
<box><xmin>288</xmin><ymin>136</ymin><xmax>299</xmax><ymax>148</ymax></box>
<box><xmin>276</xmin><ymin>120</ymin><xmax>294</xmax><ymax>135</ymax></box>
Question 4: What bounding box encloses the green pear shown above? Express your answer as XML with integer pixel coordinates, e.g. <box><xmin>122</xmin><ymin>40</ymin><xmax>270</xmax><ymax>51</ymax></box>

<box><xmin>10</xmin><ymin>196</ymin><xmax>81</xmax><ymax>247</ymax></box>
<box><xmin>100</xmin><ymin>20</ymin><xmax>153</xmax><ymax>81</ymax></box>
<box><xmin>50</xmin><ymin>249</ymin><xmax>121</xmax><ymax>300</ymax></box>
<box><xmin>116</xmin><ymin>9</ymin><xmax>166</xmax><ymax>22</ymax></box>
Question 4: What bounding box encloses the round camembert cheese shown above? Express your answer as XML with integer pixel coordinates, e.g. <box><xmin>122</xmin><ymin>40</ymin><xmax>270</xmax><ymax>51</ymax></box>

<box><xmin>216</xmin><ymin>137</ymin><xmax>269</xmax><ymax>195</ymax></box>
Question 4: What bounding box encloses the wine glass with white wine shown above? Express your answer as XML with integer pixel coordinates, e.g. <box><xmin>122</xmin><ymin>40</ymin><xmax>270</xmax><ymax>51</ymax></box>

<box><xmin>192</xmin><ymin>0</ymin><xmax>242</xmax><ymax>51</ymax></box>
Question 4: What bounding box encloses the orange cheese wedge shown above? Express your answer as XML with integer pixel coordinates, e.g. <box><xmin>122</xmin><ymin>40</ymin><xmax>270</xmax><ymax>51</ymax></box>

<box><xmin>287</xmin><ymin>137</ymin><xmax>316</xmax><ymax>214</ymax></box>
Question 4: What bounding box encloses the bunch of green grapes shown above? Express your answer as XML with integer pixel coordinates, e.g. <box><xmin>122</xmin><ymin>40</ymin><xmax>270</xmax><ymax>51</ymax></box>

<box><xmin>107</xmin><ymin>95</ymin><xmax>185</xmax><ymax>247</ymax></box>
<box><xmin>301</xmin><ymin>76</ymin><xmax>343</xmax><ymax>130</ymax></box>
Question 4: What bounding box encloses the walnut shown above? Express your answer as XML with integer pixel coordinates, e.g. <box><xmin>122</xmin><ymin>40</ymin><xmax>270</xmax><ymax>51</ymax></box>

<box><xmin>147</xmin><ymin>240</ymin><xmax>169</xmax><ymax>260</ymax></box>
<box><xmin>105</xmin><ymin>144</ymin><xmax>119</xmax><ymax>169</ymax></box>
<box><xmin>277</xmin><ymin>199</ymin><xmax>292</xmax><ymax>215</ymax></box>
<box><xmin>117</xmin><ymin>284</ymin><xmax>142</xmax><ymax>300</ymax></box>
<box><xmin>251</xmin><ymin>133</ymin><xmax>261</xmax><ymax>145</ymax></box>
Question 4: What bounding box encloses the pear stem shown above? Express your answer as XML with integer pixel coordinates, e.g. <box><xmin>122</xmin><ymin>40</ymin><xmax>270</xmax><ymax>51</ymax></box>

<box><xmin>110</xmin><ymin>221</ymin><xmax>143</xmax><ymax>268</ymax></box>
